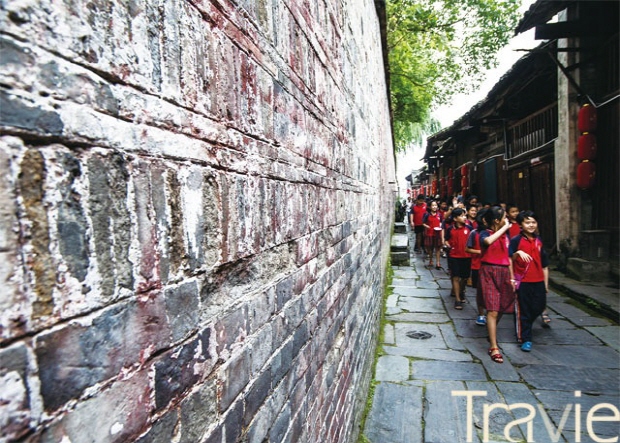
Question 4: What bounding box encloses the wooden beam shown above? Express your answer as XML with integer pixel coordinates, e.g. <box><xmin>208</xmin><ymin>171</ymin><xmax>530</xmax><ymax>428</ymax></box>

<box><xmin>534</xmin><ymin>20</ymin><xmax>606</xmax><ymax>39</ymax></box>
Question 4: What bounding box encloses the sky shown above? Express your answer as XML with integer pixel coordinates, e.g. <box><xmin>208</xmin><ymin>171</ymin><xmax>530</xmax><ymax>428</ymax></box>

<box><xmin>395</xmin><ymin>0</ymin><xmax>540</xmax><ymax>198</ymax></box>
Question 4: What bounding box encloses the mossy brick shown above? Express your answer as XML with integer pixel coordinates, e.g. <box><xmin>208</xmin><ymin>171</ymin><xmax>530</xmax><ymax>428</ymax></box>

<box><xmin>164</xmin><ymin>280</ymin><xmax>200</xmax><ymax>342</ymax></box>
<box><xmin>243</xmin><ymin>368</ymin><xmax>272</xmax><ymax>427</ymax></box>
<box><xmin>0</xmin><ymin>91</ymin><xmax>63</xmax><ymax>135</ymax></box>
<box><xmin>0</xmin><ymin>343</ymin><xmax>32</xmax><ymax>440</ymax></box>
<box><xmin>219</xmin><ymin>348</ymin><xmax>250</xmax><ymax>412</ymax></box>
<box><xmin>57</xmin><ymin>151</ymin><xmax>90</xmax><ymax>282</ymax></box>
<box><xmin>154</xmin><ymin>328</ymin><xmax>211</xmax><ymax>411</ymax></box>
<box><xmin>214</xmin><ymin>305</ymin><xmax>248</xmax><ymax>355</ymax></box>
<box><xmin>135</xmin><ymin>410</ymin><xmax>178</xmax><ymax>443</ymax></box>
<box><xmin>222</xmin><ymin>399</ymin><xmax>244</xmax><ymax>443</ymax></box>
<box><xmin>35</xmin><ymin>298</ymin><xmax>170</xmax><ymax>411</ymax></box>
<box><xmin>38</xmin><ymin>369</ymin><xmax>151</xmax><ymax>443</ymax></box>
<box><xmin>269</xmin><ymin>403</ymin><xmax>291</xmax><ymax>443</ymax></box>
<box><xmin>87</xmin><ymin>152</ymin><xmax>133</xmax><ymax>298</ymax></box>
<box><xmin>271</xmin><ymin>339</ymin><xmax>294</xmax><ymax>387</ymax></box>
<box><xmin>179</xmin><ymin>379</ymin><xmax>217</xmax><ymax>443</ymax></box>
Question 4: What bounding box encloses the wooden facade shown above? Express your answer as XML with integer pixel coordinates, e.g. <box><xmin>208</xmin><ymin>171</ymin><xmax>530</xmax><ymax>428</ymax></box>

<box><xmin>423</xmin><ymin>0</ymin><xmax>619</xmax><ymax>266</ymax></box>
<box><xmin>424</xmin><ymin>43</ymin><xmax>559</xmax><ymax>246</ymax></box>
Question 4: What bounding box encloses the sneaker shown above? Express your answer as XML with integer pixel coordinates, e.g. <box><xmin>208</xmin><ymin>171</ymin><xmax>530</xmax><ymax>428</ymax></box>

<box><xmin>521</xmin><ymin>341</ymin><xmax>532</xmax><ymax>352</ymax></box>
<box><xmin>476</xmin><ymin>315</ymin><xmax>487</xmax><ymax>326</ymax></box>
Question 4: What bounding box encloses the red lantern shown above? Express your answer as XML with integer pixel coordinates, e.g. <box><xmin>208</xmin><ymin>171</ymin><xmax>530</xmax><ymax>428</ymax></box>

<box><xmin>461</xmin><ymin>175</ymin><xmax>469</xmax><ymax>188</ymax></box>
<box><xmin>461</xmin><ymin>164</ymin><xmax>468</xmax><ymax>177</ymax></box>
<box><xmin>432</xmin><ymin>180</ymin><xmax>437</xmax><ymax>196</ymax></box>
<box><xmin>448</xmin><ymin>168</ymin><xmax>453</xmax><ymax>179</ymax></box>
<box><xmin>578</xmin><ymin>104</ymin><xmax>597</xmax><ymax>133</ymax></box>
<box><xmin>578</xmin><ymin>133</ymin><xmax>597</xmax><ymax>160</ymax></box>
<box><xmin>577</xmin><ymin>161</ymin><xmax>596</xmax><ymax>189</ymax></box>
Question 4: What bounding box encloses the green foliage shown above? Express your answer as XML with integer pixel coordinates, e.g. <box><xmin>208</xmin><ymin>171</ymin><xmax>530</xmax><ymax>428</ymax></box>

<box><xmin>388</xmin><ymin>0</ymin><xmax>521</xmax><ymax>151</ymax></box>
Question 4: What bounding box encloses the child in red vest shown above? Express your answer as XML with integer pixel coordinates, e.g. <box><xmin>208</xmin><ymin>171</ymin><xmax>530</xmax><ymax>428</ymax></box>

<box><xmin>510</xmin><ymin>210</ymin><xmax>549</xmax><ymax>352</ymax></box>
<box><xmin>479</xmin><ymin>206</ymin><xmax>515</xmax><ymax>364</ymax></box>
<box><xmin>422</xmin><ymin>201</ymin><xmax>443</xmax><ymax>269</ymax></box>
<box><xmin>410</xmin><ymin>195</ymin><xmax>427</xmax><ymax>253</ymax></box>
<box><xmin>507</xmin><ymin>203</ymin><xmax>521</xmax><ymax>239</ymax></box>
<box><xmin>444</xmin><ymin>208</ymin><xmax>471</xmax><ymax>310</ymax></box>
<box><xmin>466</xmin><ymin>208</ymin><xmax>489</xmax><ymax>326</ymax></box>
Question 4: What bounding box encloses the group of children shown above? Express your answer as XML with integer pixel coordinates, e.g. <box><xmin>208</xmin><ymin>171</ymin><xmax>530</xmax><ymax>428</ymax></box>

<box><xmin>409</xmin><ymin>194</ymin><xmax>550</xmax><ymax>364</ymax></box>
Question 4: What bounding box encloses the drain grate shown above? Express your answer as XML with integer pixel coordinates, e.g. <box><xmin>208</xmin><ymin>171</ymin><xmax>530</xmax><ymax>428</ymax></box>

<box><xmin>406</xmin><ymin>330</ymin><xmax>433</xmax><ymax>340</ymax></box>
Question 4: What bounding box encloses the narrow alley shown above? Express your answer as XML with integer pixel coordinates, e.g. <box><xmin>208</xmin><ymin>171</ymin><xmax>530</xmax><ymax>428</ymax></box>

<box><xmin>362</xmin><ymin>230</ymin><xmax>619</xmax><ymax>443</ymax></box>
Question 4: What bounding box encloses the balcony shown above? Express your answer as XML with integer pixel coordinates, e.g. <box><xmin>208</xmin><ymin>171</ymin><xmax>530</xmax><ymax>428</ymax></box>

<box><xmin>507</xmin><ymin>103</ymin><xmax>558</xmax><ymax>159</ymax></box>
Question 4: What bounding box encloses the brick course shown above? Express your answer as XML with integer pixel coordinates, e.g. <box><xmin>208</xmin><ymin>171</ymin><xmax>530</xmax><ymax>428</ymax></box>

<box><xmin>0</xmin><ymin>0</ymin><xmax>394</xmax><ymax>441</ymax></box>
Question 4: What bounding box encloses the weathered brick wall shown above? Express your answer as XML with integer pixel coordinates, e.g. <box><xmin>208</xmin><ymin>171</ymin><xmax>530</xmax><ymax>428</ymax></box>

<box><xmin>0</xmin><ymin>1</ymin><xmax>395</xmax><ymax>442</ymax></box>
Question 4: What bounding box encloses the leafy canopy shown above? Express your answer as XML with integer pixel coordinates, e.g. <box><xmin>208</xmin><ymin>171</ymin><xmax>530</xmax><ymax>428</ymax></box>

<box><xmin>387</xmin><ymin>0</ymin><xmax>521</xmax><ymax>151</ymax></box>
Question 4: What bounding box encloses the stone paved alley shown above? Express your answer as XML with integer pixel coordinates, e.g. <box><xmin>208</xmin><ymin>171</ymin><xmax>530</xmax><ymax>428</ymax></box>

<box><xmin>362</xmin><ymin>233</ymin><xmax>619</xmax><ymax>443</ymax></box>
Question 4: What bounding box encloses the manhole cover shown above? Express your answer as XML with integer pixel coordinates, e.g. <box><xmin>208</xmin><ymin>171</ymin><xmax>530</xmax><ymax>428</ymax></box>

<box><xmin>406</xmin><ymin>330</ymin><xmax>433</xmax><ymax>340</ymax></box>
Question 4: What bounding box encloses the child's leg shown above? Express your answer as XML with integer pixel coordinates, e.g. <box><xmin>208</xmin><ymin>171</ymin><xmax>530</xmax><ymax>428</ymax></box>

<box><xmin>452</xmin><ymin>277</ymin><xmax>462</xmax><ymax>302</ymax></box>
<box><xmin>520</xmin><ymin>283</ymin><xmax>547</xmax><ymax>343</ymax></box>
<box><xmin>473</xmin><ymin>271</ymin><xmax>485</xmax><ymax>316</ymax></box>
<box><xmin>487</xmin><ymin>311</ymin><xmax>500</xmax><ymax>349</ymax></box>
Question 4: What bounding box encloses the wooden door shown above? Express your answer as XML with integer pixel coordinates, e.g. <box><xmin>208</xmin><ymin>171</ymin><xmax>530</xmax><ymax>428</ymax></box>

<box><xmin>508</xmin><ymin>167</ymin><xmax>529</xmax><ymax>210</ymax></box>
<box><xmin>529</xmin><ymin>161</ymin><xmax>556</xmax><ymax>248</ymax></box>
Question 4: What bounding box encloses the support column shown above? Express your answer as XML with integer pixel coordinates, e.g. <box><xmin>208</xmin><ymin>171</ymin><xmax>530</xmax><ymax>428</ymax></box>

<box><xmin>554</xmin><ymin>9</ymin><xmax>581</xmax><ymax>257</ymax></box>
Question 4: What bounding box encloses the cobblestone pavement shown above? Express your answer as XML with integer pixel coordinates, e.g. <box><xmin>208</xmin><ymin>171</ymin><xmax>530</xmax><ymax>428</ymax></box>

<box><xmin>362</xmin><ymin>237</ymin><xmax>620</xmax><ymax>443</ymax></box>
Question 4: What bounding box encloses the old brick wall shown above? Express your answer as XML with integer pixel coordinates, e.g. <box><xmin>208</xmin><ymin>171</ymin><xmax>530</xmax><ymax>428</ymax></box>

<box><xmin>0</xmin><ymin>1</ymin><xmax>395</xmax><ymax>442</ymax></box>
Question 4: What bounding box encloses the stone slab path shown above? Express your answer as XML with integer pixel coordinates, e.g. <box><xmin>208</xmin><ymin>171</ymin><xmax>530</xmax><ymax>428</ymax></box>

<box><xmin>362</xmin><ymin>247</ymin><xmax>620</xmax><ymax>443</ymax></box>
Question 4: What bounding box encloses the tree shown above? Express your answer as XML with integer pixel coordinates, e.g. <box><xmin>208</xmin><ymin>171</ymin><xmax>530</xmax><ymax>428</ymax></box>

<box><xmin>388</xmin><ymin>0</ymin><xmax>521</xmax><ymax>151</ymax></box>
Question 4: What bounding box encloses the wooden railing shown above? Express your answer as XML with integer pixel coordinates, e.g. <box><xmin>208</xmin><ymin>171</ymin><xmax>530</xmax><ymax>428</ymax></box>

<box><xmin>507</xmin><ymin>103</ymin><xmax>558</xmax><ymax>159</ymax></box>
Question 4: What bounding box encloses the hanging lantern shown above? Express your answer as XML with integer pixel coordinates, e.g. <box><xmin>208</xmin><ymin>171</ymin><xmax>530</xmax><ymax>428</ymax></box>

<box><xmin>578</xmin><ymin>104</ymin><xmax>597</xmax><ymax>133</ymax></box>
<box><xmin>577</xmin><ymin>161</ymin><xmax>596</xmax><ymax>189</ymax></box>
<box><xmin>578</xmin><ymin>133</ymin><xmax>597</xmax><ymax>160</ymax></box>
<box><xmin>461</xmin><ymin>175</ymin><xmax>469</xmax><ymax>188</ymax></box>
<box><xmin>431</xmin><ymin>180</ymin><xmax>437</xmax><ymax>196</ymax></box>
<box><xmin>461</xmin><ymin>164</ymin><xmax>468</xmax><ymax>177</ymax></box>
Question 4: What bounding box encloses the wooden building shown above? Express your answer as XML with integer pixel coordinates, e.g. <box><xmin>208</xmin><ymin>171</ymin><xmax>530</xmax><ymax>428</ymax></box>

<box><xmin>423</xmin><ymin>0</ymin><xmax>619</xmax><ymax>278</ymax></box>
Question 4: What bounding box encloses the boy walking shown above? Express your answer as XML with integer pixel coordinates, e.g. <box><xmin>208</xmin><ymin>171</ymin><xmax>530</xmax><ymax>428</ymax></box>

<box><xmin>510</xmin><ymin>211</ymin><xmax>549</xmax><ymax>352</ymax></box>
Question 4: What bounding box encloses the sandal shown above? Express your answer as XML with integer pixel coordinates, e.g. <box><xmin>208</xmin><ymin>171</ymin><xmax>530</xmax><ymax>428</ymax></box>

<box><xmin>541</xmin><ymin>313</ymin><xmax>551</xmax><ymax>328</ymax></box>
<box><xmin>454</xmin><ymin>301</ymin><xmax>463</xmax><ymax>310</ymax></box>
<box><xmin>435</xmin><ymin>265</ymin><xmax>441</xmax><ymax>270</ymax></box>
<box><xmin>488</xmin><ymin>348</ymin><xmax>504</xmax><ymax>364</ymax></box>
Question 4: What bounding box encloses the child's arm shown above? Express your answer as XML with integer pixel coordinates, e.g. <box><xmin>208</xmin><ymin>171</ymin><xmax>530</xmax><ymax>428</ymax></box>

<box><xmin>512</xmin><ymin>250</ymin><xmax>532</xmax><ymax>261</ymax></box>
<box><xmin>543</xmin><ymin>267</ymin><xmax>549</xmax><ymax>293</ymax></box>
<box><xmin>508</xmin><ymin>261</ymin><xmax>516</xmax><ymax>290</ymax></box>
<box><xmin>465</xmin><ymin>246</ymin><xmax>480</xmax><ymax>255</ymax></box>
<box><xmin>443</xmin><ymin>228</ymin><xmax>451</xmax><ymax>249</ymax></box>
<box><xmin>483</xmin><ymin>218</ymin><xmax>510</xmax><ymax>246</ymax></box>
